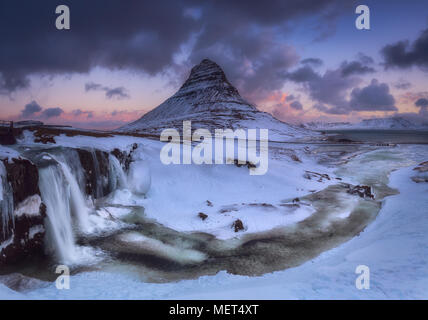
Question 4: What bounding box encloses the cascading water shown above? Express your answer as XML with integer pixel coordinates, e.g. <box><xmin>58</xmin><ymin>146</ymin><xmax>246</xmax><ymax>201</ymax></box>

<box><xmin>57</xmin><ymin>160</ymin><xmax>91</xmax><ymax>233</ymax></box>
<box><xmin>91</xmin><ymin>150</ymin><xmax>104</xmax><ymax>198</ymax></box>
<box><xmin>38</xmin><ymin>152</ymin><xmax>96</xmax><ymax>264</ymax></box>
<box><xmin>109</xmin><ymin>154</ymin><xmax>127</xmax><ymax>191</ymax></box>
<box><xmin>35</xmin><ymin>150</ymin><xmax>129</xmax><ymax>264</ymax></box>
<box><xmin>39</xmin><ymin>163</ymin><xmax>78</xmax><ymax>264</ymax></box>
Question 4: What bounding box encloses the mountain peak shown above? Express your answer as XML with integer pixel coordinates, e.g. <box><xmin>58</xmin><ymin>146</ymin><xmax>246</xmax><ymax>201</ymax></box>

<box><xmin>119</xmin><ymin>59</ymin><xmax>309</xmax><ymax>140</ymax></box>
<box><xmin>178</xmin><ymin>58</ymin><xmax>237</xmax><ymax>96</ymax></box>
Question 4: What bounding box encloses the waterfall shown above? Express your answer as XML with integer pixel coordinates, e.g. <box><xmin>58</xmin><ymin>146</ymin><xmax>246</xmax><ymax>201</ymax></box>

<box><xmin>109</xmin><ymin>154</ymin><xmax>127</xmax><ymax>191</ymax></box>
<box><xmin>38</xmin><ymin>154</ymin><xmax>92</xmax><ymax>264</ymax></box>
<box><xmin>34</xmin><ymin>148</ymin><xmax>129</xmax><ymax>264</ymax></box>
<box><xmin>0</xmin><ymin>161</ymin><xmax>14</xmax><ymax>239</ymax></box>
<box><xmin>39</xmin><ymin>164</ymin><xmax>78</xmax><ymax>264</ymax></box>
<box><xmin>57</xmin><ymin>160</ymin><xmax>91</xmax><ymax>233</ymax></box>
<box><xmin>91</xmin><ymin>150</ymin><xmax>103</xmax><ymax>198</ymax></box>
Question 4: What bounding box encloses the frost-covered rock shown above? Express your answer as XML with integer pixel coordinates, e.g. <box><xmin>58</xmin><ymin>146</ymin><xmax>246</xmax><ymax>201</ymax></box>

<box><xmin>128</xmin><ymin>160</ymin><xmax>151</xmax><ymax>195</ymax></box>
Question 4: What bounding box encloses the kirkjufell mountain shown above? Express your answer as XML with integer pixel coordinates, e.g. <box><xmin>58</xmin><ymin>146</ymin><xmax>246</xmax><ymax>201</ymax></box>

<box><xmin>119</xmin><ymin>59</ymin><xmax>309</xmax><ymax>140</ymax></box>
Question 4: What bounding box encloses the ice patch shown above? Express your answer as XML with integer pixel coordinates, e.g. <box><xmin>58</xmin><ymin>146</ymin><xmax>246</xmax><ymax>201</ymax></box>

<box><xmin>14</xmin><ymin>195</ymin><xmax>42</xmax><ymax>217</ymax></box>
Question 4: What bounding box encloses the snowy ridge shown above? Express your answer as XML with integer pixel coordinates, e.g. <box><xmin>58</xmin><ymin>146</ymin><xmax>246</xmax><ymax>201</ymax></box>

<box><xmin>305</xmin><ymin>117</ymin><xmax>428</xmax><ymax>130</ymax></box>
<box><xmin>119</xmin><ymin>59</ymin><xmax>311</xmax><ymax>141</ymax></box>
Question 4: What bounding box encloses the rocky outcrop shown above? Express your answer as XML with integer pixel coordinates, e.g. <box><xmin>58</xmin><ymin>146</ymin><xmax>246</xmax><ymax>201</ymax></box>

<box><xmin>0</xmin><ymin>158</ymin><xmax>46</xmax><ymax>265</ymax></box>
<box><xmin>347</xmin><ymin>185</ymin><xmax>375</xmax><ymax>199</ymax></box>
<box><xmin>198</xmin><ymin>212</ymin><xmax>208</xmax><ymax>221</ymax></box>
<box><xmin>232</xmin><ymin>219</ymin><xmax>244</xmax><ymax>232</ymax></box>
<box><xmin>76</xmin><ymin>149</ymin><xmax>111</xmax><ymax>198</ymax></box>
<box><xmin>412</xmin><ymin>161</ymin><xmax>428</xmax><ymax>183</ymax></box>
<box><xmin>111</xmin><ymin>143</ymin><xmax>138</xmax><ymax>171</ymax></box>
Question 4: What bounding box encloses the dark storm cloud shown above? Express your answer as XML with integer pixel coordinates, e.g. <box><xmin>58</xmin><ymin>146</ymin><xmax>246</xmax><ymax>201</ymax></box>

<box><xmin>381</xmin><ymin>28</ymin><xmax>428</xmax><ymax>69</ymax></box>
<box><xmin>0</xmin><ymin>0</ymin><xmax>198</xmax><ymax>94</ymax></box>
<box><xmin>290</xmin><ymin>101</ymin><xmax>303</xmax><ymax>110</ymax></box>
<box><xmin>284</xmin><ymin>66</ymin><xmax>320</xmax><ymax>83</ymax></box>
<box><xmin>285</xmin><ymin>60</ymin><xmax>396</xmax><ymax>115</ymax></box>
<box><xmin>349</xmin><ymin>79</ymin><xmax>397</xmax><ymax>112</ymax></box>
<box><xmin>340</xmin><ymin>60</ymin><xmax>375</xmax><ymax>77</ymax></box>
<box><xmin>0</xmin><ymin>0</ymin><xmax>354</xmax><ymax>98</ymax></box>
<box><xmin>415</xmin><ymin>98</ymin><xmax>428</xmax><ymax>108</ymax></box>
<box><xmin>40</xmin><ymin>107</ymin><xmax>64</xmax><ymax>118</ymax></box>
<box><xmin>300</xmin><ymin>58</ymin><xmax>323</xmax><ymax>67</ymax></box>
<box><xmin>21</xmin><ymin>101</ymin><xmax>42</xmax><ymax>118</ymax></box>
<box><xmin>85</xmin><ymin>82</ymin><xmax>129</xmax><ymax>100</ymax></box>
<box><xmin>283</xmin><ymin>64</ymin><xmax>360</xmax><ymax>111</ymax></box>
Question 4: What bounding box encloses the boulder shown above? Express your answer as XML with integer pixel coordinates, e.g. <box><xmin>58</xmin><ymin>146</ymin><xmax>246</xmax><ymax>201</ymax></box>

<box><xmin>232</xmin><ymin>219</ymin><xmax>244</xmax><ymax>232</ymax></box>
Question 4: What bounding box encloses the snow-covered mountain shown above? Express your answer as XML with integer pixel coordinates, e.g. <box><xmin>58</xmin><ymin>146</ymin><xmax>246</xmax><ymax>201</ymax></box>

<box><xmin>355</xmin><ymin>117</ymin><xmax>422</xmax><ymax>130</ymax></box>
<box><xmin>305</xmin><ymin>117</ymin><xmax>428</xmax><ymax>130</ymax></box>
<box><xmin>303</xmin><ymin>121</ymin><xmax>353</xmax><ymax>130</ymax></box>
<box><xmin>119</xmin><ymin>59</ymin><xmax>310</xmax><ymax>140</ymax></box>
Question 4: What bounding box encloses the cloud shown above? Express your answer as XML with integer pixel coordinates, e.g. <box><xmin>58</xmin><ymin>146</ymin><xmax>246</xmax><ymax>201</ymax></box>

<box><xmin>284</xmin><ymin>66</ymin><xmax>320</xmax><ymax>83</ymax></box>
<box><xmin>381</xmin><ymin>27</ymin><xmax>428</xmax><ymax>69</ymax></box>
<box><xmin>340</xmin><ymin>60</ymin><xmax>375</xmax><ymax>77</ymax></box>
<box><xmin>284</xmin><ymin>56</ymin><xmax>391</xmax><ymax>115</ymax></box>
<box><xmin>0</xmin><ymin>0</ymin><xmax>352</xmax><ymax>97</ymax></box>
<box><xmin>40</xmin><ymin>107</ymin><xmax>64</xmax><ymax>118</ymax></box>
<box><xmin>394</xmin><ymin>79</ymin><xmax>412</xmax><ymax>90</ymax></box>
<box><xmin>85</xmin><ymin>82</ymin><xmax>130</xmax><ymax>100</ymax></box>
<box><xmin>21</xmin><ymin>101</ymin><xmax>42</xmax><ymax>118</ymax></box>
<box><xmin>285</xmin><ymin>94</ymin><xmax>296</xmax><ymax>101</ymax></box>
<box><xmin>415</xmin><ymin>98</ymin><xmax>428</xmax><ymax>108</ymax></box>
<box><xmin>290</xmin><ymin>100</ymin><xmax>303</xmax><ymax>110</ymax></box>
<box><xmin>72</xmin><ymin>109</ymin><xmax>94</xmax><ymax>118</ymax></box>
<box><xmin>349</xmin><ymin>79</ymin><xmax>397</xmax><ymax>112</ymax></box>
<box><xmin>300</xmin><ymin>58</ymin><xmax>323</xmax><ymax>67</ymax></box>
<box><xmin>284</xmin><ymin>65</ymin><xmax>359</xmax><ymax>111</ymax></box>
<box><xmin>105</xmin><ymin>87</ymin><xmax>129</xmax><ymax>99</ymax></box>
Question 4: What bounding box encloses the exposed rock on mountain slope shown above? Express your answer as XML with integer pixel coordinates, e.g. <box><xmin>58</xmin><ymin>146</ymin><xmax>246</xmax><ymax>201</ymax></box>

<box><xmin>119</xmin><ymin>59</ymin><xmax>310</xmax><ymax>140</ymax></box>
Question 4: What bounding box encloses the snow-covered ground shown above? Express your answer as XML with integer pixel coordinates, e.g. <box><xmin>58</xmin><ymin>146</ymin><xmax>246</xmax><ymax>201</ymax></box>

<box><xmin>1</xmin><ymin>132</ymin><xmax>427</xmax><ymax>299</ymax></box>
<box><xmin>1</xmin><ymin>162</ymin><xmax>426</xmax><ymax>299</ymax></box>
<box><xmin>24</xmin><ymin>132</ymin><xmax>339</xmax><ymax>240</ymax></box>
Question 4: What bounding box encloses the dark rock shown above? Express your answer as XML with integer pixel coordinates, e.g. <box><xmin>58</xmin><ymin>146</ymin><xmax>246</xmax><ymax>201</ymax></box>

<box><xmin>290</xmin><ymin>154</ymin><xmax>301</xmax><ymax>163</ymax></box>
<box><xmin>0</xmin><ymin>132</ymin><xmax>16</xmax><ymax>145</ymax></box>
<box><xmin>198</xmin><ymin>212</ymin><xmax>208</xmax><ymax>221</ymax></box>
<box><xmin>347</xmin><ymin>185</ymin><xmax>375</xmax><ymax>199</ymax></box>
<box><xmin>77</xmin><ymin>149</ymin><xmax>111</xmax><ymax>198</ymax></box>
<box><xmin>206</xmin><ymin>200</ymin><xmax>213</xmax><ymax>207</ymax></box>
<box><xmin>34</xmin><ymin>134</ymin><xmax>55</xmax><ymax>144</ymax></box>
<box><xmin>3</xmin><ymin>158</ymin><xmax>40</xmax><ymax>206</ymax></box>
<box><xmin>292</xmin><ymin>197</ymin><xmax>300</xmax><ymax>203</ymax></box>
<box><xmin>232</xmin><ymin>219</ymin><xmax>244</xmax><ymax>232</ymax></box>
<box><xmin>233</xmin><ymin>159</ymin><xmax>256</xmax><ymax>169</ymax></box>
<box><xmin>304</xmin><ymin>171</ymin><xmax>331</xmax><ymax>182</ymax></box>
<box><xmin>111</xmin><ymin>143</ymin><xmax>138</xmax><ymax>171</ymax></box>
<box><xmin>0</xmin><ymin>158</ymin><xmax>46</xmax><ymax>265</ymax></box>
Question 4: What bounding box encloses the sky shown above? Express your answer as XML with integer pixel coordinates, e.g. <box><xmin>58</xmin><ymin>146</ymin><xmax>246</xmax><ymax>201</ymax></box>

<box><xmin>0</xmin><ymin>0</ymin><xmax>428</xmax><ymax>129</ymax></box>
